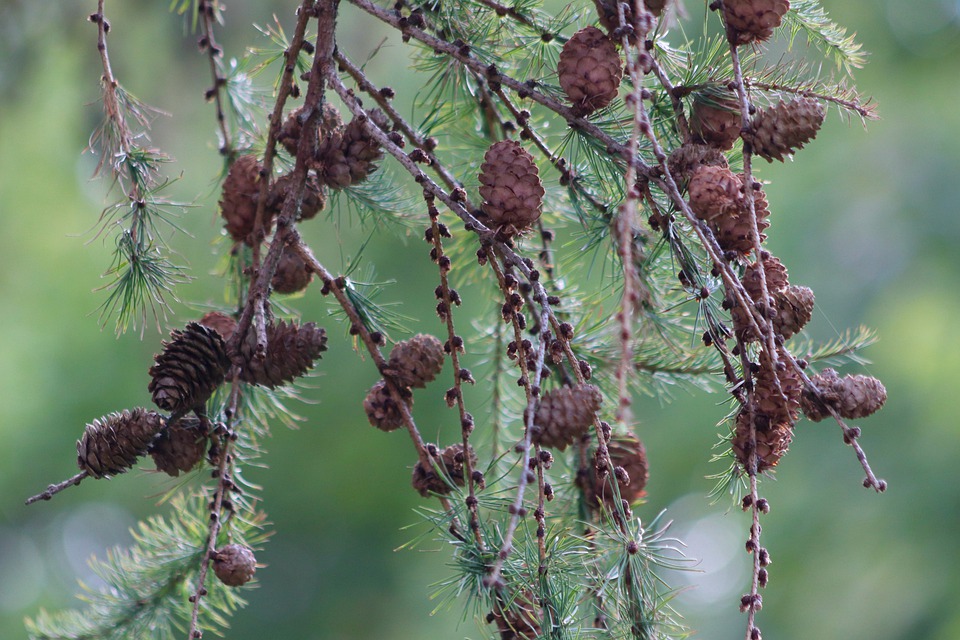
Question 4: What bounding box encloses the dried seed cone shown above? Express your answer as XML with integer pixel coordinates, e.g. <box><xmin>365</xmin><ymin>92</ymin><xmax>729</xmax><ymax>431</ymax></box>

<box><xmin>220</xmin><ymin>155</ymin><xmax>269</xmax><ymax>244</ymax></box>
<box><xmin>690</xmin><ymin>92</ymin><xmax>742</xmax><ymax>150</ymax></box>
<box><xmin>772</xmin><ymin>285</ymin><xmax>814</xmax><ymax>339</ymax></box>
<box><xmin>267</xmin><ymin>172</ymin><xmax>326</xmax><ymax>221</ymax></box>
<box><xmin>742</xmin><ymin>252</ymin><xmax>789</xmax><ymax>302</ymax></box>
<box><xmin>316</xmin><ymin>110</ymin><xmax>388</xmax><ymax>189</ymax></box>
<box><xmin>236</xmin><ymin>320</ymin><xmax>328</xmax><ymax>388</ymax></box>
<box><xmin>558</xmin><ymin>26</ymin><xmax>623</xmax><ymax>116</ymax></box>
<box><xmin>212</xmin><ymin>544</ymin><xmax>257</xmax><ymax>587</ymax></box>
<box><xmin>149</xmin><ymin>416</ymin><xmax>207</xmax><ymax>477</ymax></box>
<box><xmin>363</xmin><ymin>380</ymin><xmax>411</xmax><ymax>432</ymax></box>
<box><xmin>77</xmin><ymin>408</ymin><xmax>165</xmax><ymax>478</ymax></box>
<box><xmin>732</xmin><ymin>411</ymin><xmax>793</xmax><ymax>472</ymax></box>
<box><xmin>386</xmin><ymin>334</ymin><xmax>445</xmax><ymax>389</ymax></box>
<box><xmin>711</xmin><ymin>177</ymin><xmax>770</xmax><ymax>255</ymax></box>
<box><xmin>596</xmin><ymin>433</ymin><xmax>649</xmax><ymax>504</ymax></box>
<box><xmin>753</xmin><ymin>351</ymin><xmax>803</xmax><ymax>426</ymax></box>
<box><xmin>199</xmin><ymin>311</ymin><xmax>237</xmax><ymax>343</ymax></box>
<box><xmin>278</xmin><ymin>104</ymin><xmax>343</xmax><ymax>157</ymax></box>
<box><xmin>688</xmin><ymin>165</ymin><xmax>743</xmax><ymax>221</ymax></box>
<box><xmin>148</xmin><ymin>323</ymin><xmax>229</xmax><ymax>413</ymax></box>
<box><xmin>531</xmin><ymin>384</ymin><xmax>603</xmax><ymax>450</ymax></box>
<box><xmin>744</xmin><ymin>98</ymin><xmax>825</xmax><ymax>162</ymax></box>
<box><xmin>723</xmin><ymin>0</ymin><xmax>790</xmax><ymax>45</ymax></box>
<box><xmin>411</xmin><ymin>443</ymin><xmax>477</xmax><ymax>497</ymax></box>
<box><xmin>801</xmin><ymin>368</ymin><xmax>887</xmax><ymax>421</ymax></box>
<box><xmin>271</xmin><ymin>247</ymin><xmax>313</xmax><ymax>294</ymax></box>
<box><xmin>490</xmin><ymin>591</ymin><xmax>542</xmax><ymax>640</ymax></box>
<box><xmin>478</xmin><ymin>140</ymin><xmax>545</xmax><ymax>235</ymax></box>
<box><xmin>667</xmin><ymin>143</ymin><xmax>728</xmax><ymax>189</ymax></box>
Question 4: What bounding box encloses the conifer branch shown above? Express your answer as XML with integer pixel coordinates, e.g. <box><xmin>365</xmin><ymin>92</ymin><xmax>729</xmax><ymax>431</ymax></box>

<box><xmin>196</xmin><ymin>0</ymin><xmax>235</xmax><ymax>159</ymax></box>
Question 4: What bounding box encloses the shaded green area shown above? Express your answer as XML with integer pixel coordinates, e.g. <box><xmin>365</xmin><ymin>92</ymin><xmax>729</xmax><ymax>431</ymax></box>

<box><xmin>1</xmin><ymin>1</ymin><xmax>959</xmax><ymax>639</ymax></box>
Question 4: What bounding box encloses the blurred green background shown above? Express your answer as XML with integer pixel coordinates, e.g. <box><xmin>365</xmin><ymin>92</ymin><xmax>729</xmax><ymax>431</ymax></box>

<box><xmin>2</xmin><ymin>1</ymin><xmax>959</xmax><ymax>638</ymax></box>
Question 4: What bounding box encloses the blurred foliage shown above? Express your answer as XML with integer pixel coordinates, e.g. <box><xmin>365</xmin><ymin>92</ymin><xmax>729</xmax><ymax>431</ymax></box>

<box><xmin>1</xmin><ymin>1</ymin><xmax>959</xmax><ymax>639</ymax></box>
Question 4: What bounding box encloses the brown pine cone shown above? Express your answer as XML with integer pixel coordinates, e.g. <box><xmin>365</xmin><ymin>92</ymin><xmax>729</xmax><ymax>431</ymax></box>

<box><xmin>753</xmin><ymin>349</ymin><xmax>802</xmax><ymax>426</ymax></box>
<box><xmin>558</xmin><ymin>26</ymin><xmax>623</xmax><ymax>117</ymax></box>
<box><xmin>316</xmin><ymin>110</ymin><xmax>388</xmax><ymax>189</ymax></box>
<box><xmin>198</xmin><ymin>311</ymin><xmax>238</xmax><ymax>343</ymax></box>
<box><xmin>385</xmin><ymin>334</ymin><xmax>445</xmax><ymax>389</ymax></box>
<box><xmin>531</xmin><ymin>384</ymin><xmax>602</xmax><ymax>450</ymax></box>
<box><xmin>732</xmin><ymin>410</ymin><xmax>793</xmax><ymax>472</ymax></box>
<box><xmin>149</xmin><ymin>416</ymin><xmax>208</xmax><ymax>477</ymax></box>
<box><xmin>801</xmin><ymin>368</ymin><xmax>886</xmax><ymax>421</ymax></box>
<box><xmin>267</xmin><ymin>171</ymin><xmax>326</xmax><ymax>221</ymax></box>
<box><xmin>490</xmin><ymin>590</ymin><xmax>542</xmax><ymax>640</ymax></box>
<box><xmin>212</xmin><ymin>544</ymin><xmax>257</xmax><ymax>587</ymax></box>
<box><xmin>742</xmin><ymin>251</ymin><xmax>789</xmax><ymax>302</ymax></box>
<box><xmin>772</xmin><ymin>285</ymin><xmax>814</xmax><ymax>339</ymax></box>
<box><xmin>77</xmin><ymin>408</ymin><xmax>165</xmax><ymax>478</ymax></box>
<box><xmin>723</xmin><ymin>0</ymin><xmax>790</xmax><ymax>45</ymax></box>
<box><xmin>595</xmin><ymin>433</ymin><xmax>649</xmax><ymax>505</ymax></box>
<box><xmin>278</xmin><ymin>103</ymin><xmax>343</xmax><ymax>157</ymax></box>
<box><xmin>689</xmin><ymin>91</ymin><xmax>742</xmax><ymax>150</ymax></box>
<box><xmin>744</xmin><ymin>98</ymin><xmax>825</xmax><ymax>162</ymax></box>
<box><xmin>411</xmin><ymin>443</ymin><xmax>477</xmax><ymax>497</ymax></box>
<box><xmin>711</xmin><ymin>176</ymin><xmax>770</xmax><ymax>256</ymax></box>
<box><xmin>478</xmin><ymin>140</ymin><xmax>544</xmax><ymax>236</ymax></box>
<box><xmin>271</xmin><ymin>246</ymin><xmax>313</xmax><ymax>295</ymax></box>
<box><xmin>220</xmin><ymin>155</ymin><xmax>270</xmax><ymax>245</ymax></box>
<box><xmin>688</xmin><ymin>165</ymin><xmax>743</xmax><ymax>221</ymax></box>
<box><xmin>235</xmin><ymin>320</ymin><xmax>327</xmax><ymax>388</ymax></box>
<box><xmin>667</xmin><ymin>143</ymin><xmax>729</xmax><ymax>190</ymax></box>
<box><xmin>148</xmin><ymin>323</ymin><xmax>230</xmax><ymax>413</ymax></box>
<box><xmin>363</xmin><ymin>379</ymin><xmax>411</xmax><ymax>432</ymax></box>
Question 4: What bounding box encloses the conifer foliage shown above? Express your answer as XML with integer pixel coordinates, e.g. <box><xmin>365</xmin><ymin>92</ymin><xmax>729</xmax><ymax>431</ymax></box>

<box><xmin>25</xmin><ymin>1</ymin><xmax>887</xmax><ymax>639</ymax></box>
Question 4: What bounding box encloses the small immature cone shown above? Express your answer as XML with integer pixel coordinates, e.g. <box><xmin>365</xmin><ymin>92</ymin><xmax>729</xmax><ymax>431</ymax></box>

<box><xmin>478</xmin><ymin>140</ymin><xmax>544</xmax><ymax>235</ymax></box>
<box><xmin>411</xmin><ymin>443</ymin><xmax>477</xmax><ymax>497</ymax></box>
<box><xmin>148</xmin><ymin>323</ymin><xmax>230</xmax><ymax>413</ymax></box>
<box><xmin>723</xmin><ymin>0</ymin><xmax>791</xmax><ymax>45</ymax></box>
<box><xmin>220</xmin><ymin>155</ymin><xmax>270</xmax><ymax>245</ymax></box>
<box><xmin>149</xmin><ymin>416</ymin><xmax>208</xmax><ymax>477</ymax></box>
<box><xmin>235</xmin><ymin>320</ymin><xmax>327</xmax><ymax>388</ymax></box>
<box><xmin>212</xmin><ymin>544</ymin><xmax>257</xmax><ymax>587</ymax></box>
<box><xmin>530</xmin><ymin>384</ymin><xmax>603</xmax><ymax>451</ymax></box>
<box><xmin>743</xmin><ymin>98</ymin><xmax>825</xmax><ymax>162</ymax></box>
<box><xmin>801</xmin><ymin>368</ymin><xmax>887</xmax><ymax>422</ymax></box>
<box><xmin>557</xmin><ymin>26</ymin><xmax>623</xmax><ymax>116</ymax></box>
<box><xmin>77</xmin><ymin>408</ymin><xmax>165</xmax><ymax>479</ymax></box>
<box><xmin>385</xmin><ymin>334</ymin><xmax>445</xmax><ymax>389</ymax></box>
<box><xmin>271</xmin><ymin>246</ymin><xmax>314</xmax><ymax>295</ymax></box>
<box><xmin>363</xmin><ymin>380</ymin><xmax>411</xmax><ymax>432</ymax></box>
<box><xmin>689</xmin><ymin>91</ymin><xmax>742</xmax><ymax>150</ymax></box>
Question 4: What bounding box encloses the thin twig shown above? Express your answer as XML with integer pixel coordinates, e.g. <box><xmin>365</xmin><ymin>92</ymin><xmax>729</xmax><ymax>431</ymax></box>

<box><xmin>25</xmin><ymin>471</ymin><xmax>89</xmax><ymax>506</ymax></box>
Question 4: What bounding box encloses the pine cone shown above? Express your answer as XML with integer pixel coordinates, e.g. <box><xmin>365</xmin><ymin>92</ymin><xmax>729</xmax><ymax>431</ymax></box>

<box><xmin>385</xmin><ymin>334</ymin><xmax>445</xmax><ymax>389</ymax></box>
<box><xmin>363</xmin><ymin>379</ymin><xmax>411</xmax><ymax>432</ymax></box>
<box><xmin>688</xmin><ymin>165</ymin><xmax>743</xmax><ymax>221</ymax></box>
<box><xmin>149</xmin><ymin>416</ymin><xmax>208</xmax><ymax>477</ymax></box>
<box><xmin>723</xmin><ymin>0</ymin><xmax>790</xmax><ymax>45</ymax></box>
<box><xmin>220</xmin><ymin>155</ymin><xmax>270</xmax><ymax>245</ymax></box>
<box><xmin>278</xmin><ymin>103</ymin><xmax>343</xmax><ymax>157</ymax></box>
<box><xmin>801</xmin><ymin>368</ymin><xmax>886</xmax><ymax>421</ymax></box>
<box><xmin>595</xmin><ymin>433</ymin><xmax>649</xmax><ymax>505</ymax></box>
<box><xmin>690</xmin><ymin>91</ymin><xmax>742</xmax><ymax>150</ymax></box>
<box><xmin>316</xmin><ymin>110</ymin><xmax>388</xmax><ymax>189</ymax></box>
<box><xmin>77</xmin><ymin>408</ymin><xmax>165</xmax><ymax>478</ymax></box>
<box><xmin>411</xmin><ymin>443</ymin><xmax>477</xmax><ymax>497</ymax></box>
<box><xmin>235</xmin><ymin>320</ymin><xmax>327</xmax><ymax>388</ymax></box>
<box><xmin>199</xmin><ymin>311</ymin><xmax>238</xmax><ymax>343</ymax></box>
<box><xmin>267</xmin><ymin>171</ymin><xmax>326</xmax><ymax>221</ymax></box>
<box><xmin>744</xmin><ymin>98</ymin><xmax>825</xmax><ymax>162</ymax></box>
<box><xmin>148</xmin><ymin>323</ymin><xmax>229</xmax><ymax>413</ymax></box>
<box><xmin>753</xmin><ymin>350</ymin><xmax>802</xmax><ymax>426</ymax></box>
<box><xmin>558</xmin><ymin>26</ymin><xmax>623</xmax><ymax>117</ymax></box>
<box><xmin>711</xmin><ymin>176</ymin><xmax>770</xmax><ymax>256</ymax></box>
<box><xmin>531</xmin><ymin>384</ymin><xmax>602</xmax><ymax>450</ymax></box>
<box><xmin>212</xmin><ymin>544</ymin><xmax>257</xmax><ymax>587</ymax></box>
<box><xmin>772</xmin><ymin>285</ymin><xmax>814</xmax><ymax>339</ymax></box>
<box><xmin>479</xmin><ymin>140</ymin><xmax>545</xmax><ymax>236</ymax></box>
<box><xmin>490</xmin><ymin>591</ymin><xmax>542</xmax><ymax>640</ymax></box>
<box><xmin>742</xmin><ymin>251</ymin><xmax>789</xmax><ymax>303</ymax></box>
<box><xmin>667</xmin><ymin>143</ymin><xmax>728</xmax><ymax>190</ymax></box>
<box><xmin>271</xmin><ymin>246</ymin><xmax>313</xmax><ymax>295</ymax></box>
<box><xmin>732</xmin><ymin>411</ymin><xmax>793</xmax><ymax>472</ymax></box>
